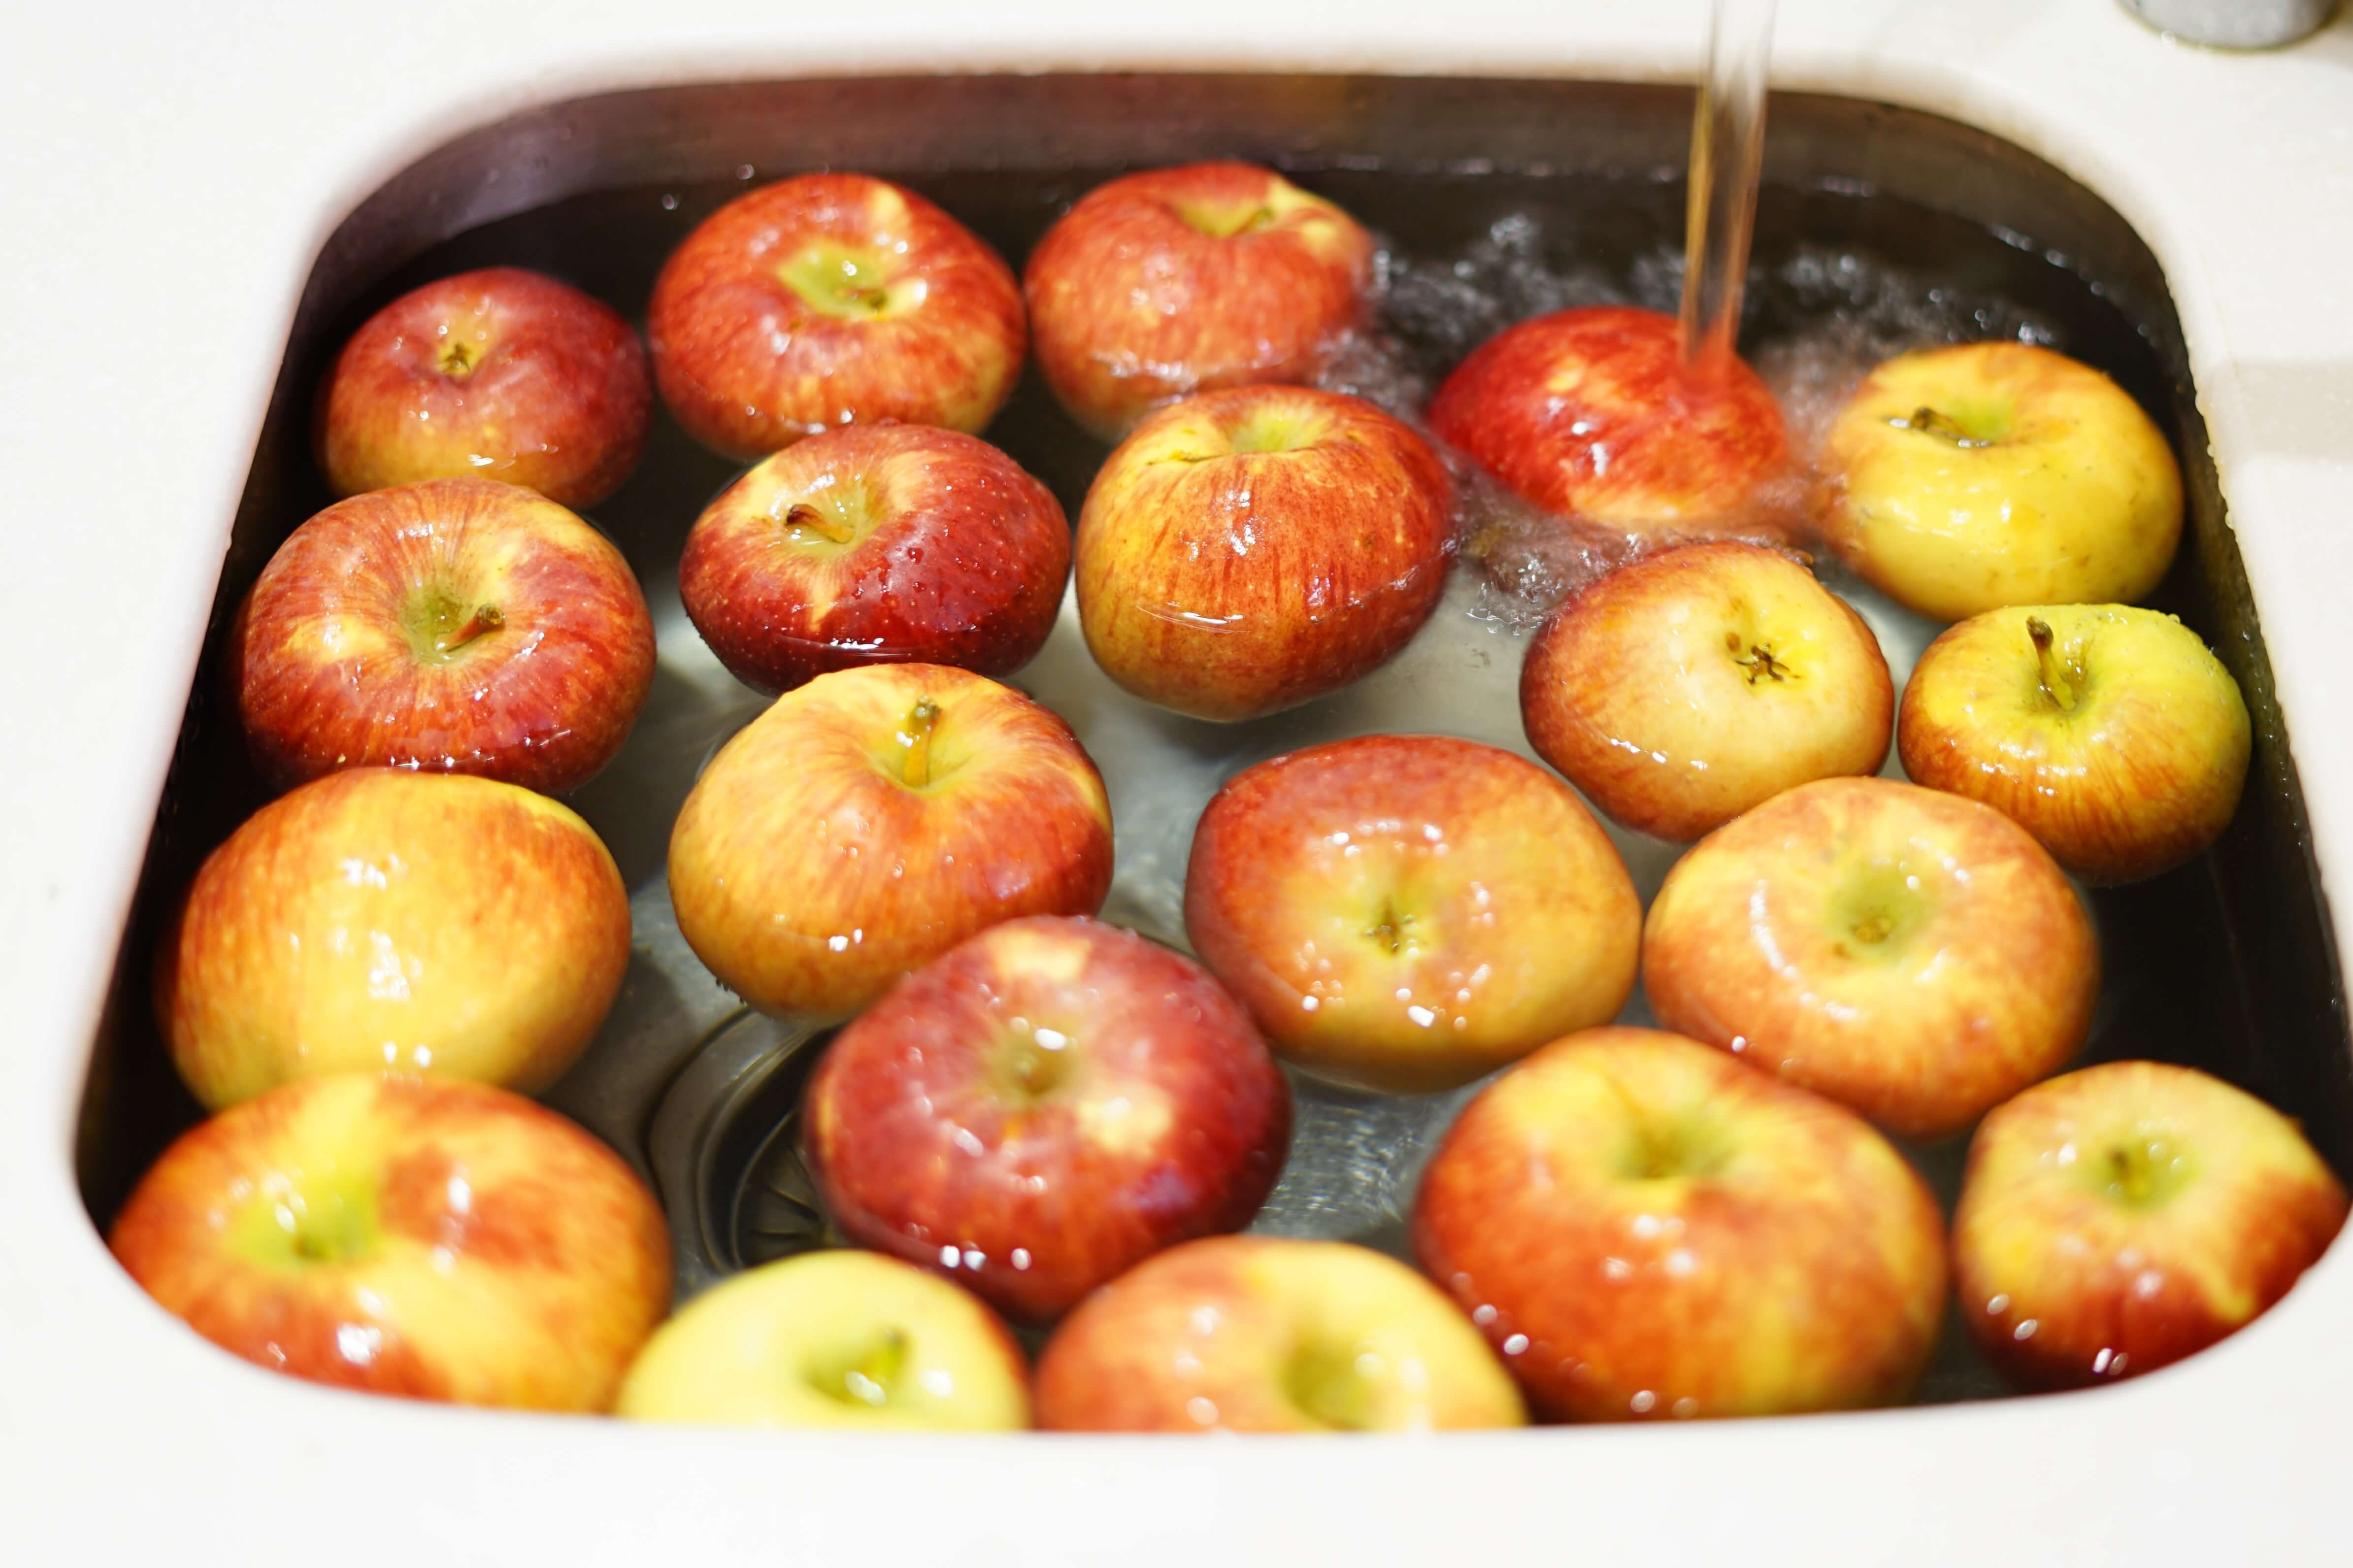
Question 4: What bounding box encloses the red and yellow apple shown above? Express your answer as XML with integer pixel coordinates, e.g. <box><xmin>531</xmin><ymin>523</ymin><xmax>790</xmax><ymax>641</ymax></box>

<box><xmin>1024</xmin><ymin>161</ymin><xmax>1374</xmax><ymax>439</ymax></box>
<box><xmin>666</xmin><ymin>664</ymin><xmax>1113</xmax><ymax>1019</ymax></box>
<box><xmin>1898</xmin><ymin>603</ymin><xmax>2251</xmax><ymax>883</ymax></box>
<box><xmin>1519</xmin><ymin>541</ymin><xmax>1893</xmax><ymax>842</ymax></box>
<box><xmin>231</xmin><ymin>477</ymin><xmax>657</xmax><ymax>795</ymax></box>
<box><xmin>1427</xmin><ymin>304</ymin><xmax>1790</xmax><ymax>530</ymax></box>
<box><xmin>678</xmin><ymin>423</ymin><xmax>1068</xmax><ymax>696</ymax></box>
<box><xmin>1075</xmin><ymin>385</ymin><xmax>1454</xmax><ymax>722</ymax></box>
<box><xmin>1643</xmin><ymin>776</ymin><xmax>2098</xmax><ymax>1142</ymax></box>
<box><xmin>1821</xmin><ymin>341</ymin><xmax>2184</xmax><ymax>621</ymax></box>
<box><xmin>1183</xmin><ymin>734</ymin><xmax>1639</xmax><ymax>1094</ymax></box>
<box><xmin>649</xmin><ymin>173</ymin><xmax>1026</xmax><ymax>462</ymax></box>
<box><xmin>315</xmin><ymin>266</ymin><xmax>653</xmax><ymax>508</ymax></box>
<box><xmin>1034</xmin><ymin>1235</ymin><xmax>1524</xmax><ymax>1432</ymax></box>
<box><xmin>616</xmin><ymin>1250</ymin><xmax>1030</xmax><ymax>1430</ymax></box>
<box><xmin>160</xmin><ymin>768</ymin><xmax>632</xmax><ymax>1110</ymax></box>
<box><xmin>1412</xmin><ymin>1027</ymin><xmax>1947</xmax><ymax>1421</ymax></box>
<box><xmin>1953</xmin><ymin>1060</ymin><xmax>2347</xmax><ymax>1390</ymax></box>
<box><xmin>801</xmin><ymin>915</ymin><xmax>1291</xmax><ymax>1325</ymax></box>
<box><xmin>110</xmin><ymin>1072</ymin><xmax>670</xmax><ymax>1410</ymax></box>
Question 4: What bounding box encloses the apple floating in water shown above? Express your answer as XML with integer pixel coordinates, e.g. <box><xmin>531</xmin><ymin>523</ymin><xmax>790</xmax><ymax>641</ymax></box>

<box><xmin>649</xmin><ymin>173</ymin><xmax>1027</xmax><ymax>462</ymax></box>
<box><xmin>1898</xmin><ymin>603</ymin><xmax>2252</xmax><ymax>884</ymax></box>
<box><xmin>1820</xmin><ymin>341</ymin><xmax>2183</xmax><ymax>621</ymax></box>
<box><xmin>616</xmin><ymin>1250</ymin><xmax>1031</xmax><ymax>1431</ymax></box>
<box><xmin>230</xmin><ymin>476</ymin><xmax>657</xmax><ymax>796</ymax></box>
<box><xmin>1413</xmin><ymin>1027</ymin><xmax>1948</xmax><ymax>1421</ymax></box>
<box><xmin>1034</xmin><ymin>1235</ymin><xmax>1525</xmax><ymax>1433</ymax></box>
<box><xmin>1024</xmin><ymin>160</ymin><xmax>1375</xmax><ymax>439</ymax></box>
<box><xmin>1518</xmin><ymin>540</ymin><xmax>1894</xmax><ymax>843</ymax></box>
<box><xmin>1642</xmin><ymin>776</ymin><xmax>2098</xmax><ymax>1142</ymax></box>
<box><xmin>109</xmin><ymin>1072</ymin><xmax>670</xmax><ymax>1411</ymax></box>
<box><xmin>1952</xmin><ymin>1060</ymin><xmax>2347</xmax><ymax>1391</ymax></box>
<box><xmin>1184</xmin><ymin>733</ymin><xmax>1639</xmax><ymax>1094</ymax></box>
<box><xmin>314</xmin><ymin>266</ymin><xmax>653</xmax><ymax>509</ymax></box>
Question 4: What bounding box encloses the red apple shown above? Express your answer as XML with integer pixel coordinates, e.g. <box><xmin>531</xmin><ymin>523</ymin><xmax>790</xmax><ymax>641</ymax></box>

<box><xmin>1953</xmin><ymin>1060</ymin><xmax>2347</xmax><ymax>1390</ymax></box>
<box><xmin>109</xmin><ymin>1072</ymin><xmax>671</xmax><ymax>1411</ymax></box>
<box><xmin>1520</xmin><ymin>541</ymin><xmax>1894</xmax><ymax>842</ymax></box>
<box><xmin>1184</xmin><ymin>734</ymin><xmax>1640</xmax><ymax>1094</ymax></box>
<box><xmin>1024</xmin><ymin>161</ymin><xmax>1375</xmax><ymax>439</ymax></box>
<box><xmin>648</xmin><ymin>173</ymin><xmax>1026</xmax><ymax>462</ymax></box>
<box><xmin>678</xmin><ymin>423</ymin><xmax>1068</xmax><ymax>696</ymax></box>
<box><xmin>801</xmin><ymin>915</ymin><xmax>1292</xmax><ymax>1325</ymax></box>
<box><xmin>314</xmin><ymin>266</ymin><xmax>653</xmax><ymax>508</ymax></box>
<box><xmin>666</xmin><ymin>664</ymin><xmax>1114</xmax><ymax>1019</ymax></box>
<box><xmin>1413</xmin><ymin>1027</ymin><xmax>1948</xmax><ymax>1421</ymax></box>
<box><xmin>1034</xmin><ymin>1235</ymin><xmax>1524</xmax><ymax>1432</ymax></box>
<box><xmin>1075</xmin><ymin>385</ymin><xmax>1455</xmax><ymax>722</ymax></box>
<box><xmin>1642</xmin><ymin>777</ymin><xmax>2098</xmax><ymax>1142</ymax></box>
<box><xmin>230</xmin><ymin>477</ymin><xmax>657</xmax><ymax>796</ymax></box>
<box><xmin>1427</xmin><ymin>305</ymin><xmax>1790</xmax><ymax>530</ymax></box>
<box><xmin>160</xmin><ymin>769</ymin><xmax>633</xmax><ymax>1110</ymax></box>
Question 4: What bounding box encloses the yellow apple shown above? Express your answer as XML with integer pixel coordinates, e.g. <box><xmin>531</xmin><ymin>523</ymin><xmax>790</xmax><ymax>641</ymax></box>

<box><xmin>1822</xmin><ymin>342</ymin><xmax>2182</xmax><ymax>621</ymax></box>
<box><xmin>1034</xmin><ymin>1235</ymin><xmax>1524</xmax><ymax>1432</ymax></box>
<box><xmin>1898</xmin><ymin>603</ymin><xmax>2251</xmax><ymax>883</ymax></box>
<box><xmin>616</xmin><ymin>1250</ymin><xmax>1030</xmax><ymax>1430</ymax></box>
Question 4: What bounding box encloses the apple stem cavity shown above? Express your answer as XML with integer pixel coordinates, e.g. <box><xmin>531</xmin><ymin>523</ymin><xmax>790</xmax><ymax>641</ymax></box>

<box><xmin>784</xmin><ymin>502</ymin><xmax>856</xmax><ymax>546</ymax></box>
<box><xmin>813</xmin><ymin>1326</ymin><xmax>909</xmax><ymax>1409</ymax></box>
<box><xmin>1890</xmin><ymin>404</ymin><xmax>1993</xmax><ymax>449</ymax></box>
<box><xmin>2026</xmin><ymin>616</ymin><xmax>2080</xmax><ymax>713</ymax></box>
<box><xmin>896</xmin><ymin>698</ymin><xmax>943</xmax><ymax>789</ymax></box>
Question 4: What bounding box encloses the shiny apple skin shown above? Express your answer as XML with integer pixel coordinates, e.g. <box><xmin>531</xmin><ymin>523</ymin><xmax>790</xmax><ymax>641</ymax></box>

<box><xmin>1413</xmin><ymin>1027</ymin><xmax>1947</xmax><ymax>1421</ymax></box>
<box><xmin>1184</xmin><ymin>734</ymin><xmax>1639</xmax><ymax>1094</ymax></box>
<box><xmin>315</xmin><ymin>267</ymin><xmax>653</xmax><ymax>508</ymax></box>
<box><xmin>678</xmin><ymin>423</ymin><xmax>1068</xmax><ymax>696</ymax></box>
<box><xmin>231</xmin><ymin>477</ymin><xmax>657</xmax><ymax>795</ymax></box>
<box><xmin>1426</xmin><ymin>305</ymin><xmax>1790</xmax><ymax>529</ymax></box>
<box><xmin>649</xmin><ymin>173</ymin><xmax>1026</xmax><ymax>462</ymax></box>
<box><xmin>1024</xmin><ymin>161</ymin><xmax>1375</xmax><ymax>439</ymax></box>
<box><xmin>616</xmin><ymin>1250</ymin><xmax>1030</xmax><ymax>1430</ymax></box>
<box><xmin>1075</xmin><ymin>385</ymin><xmax>1455</xmax><ymax>722</ymax></box>
<box><xmin>109</xmin><ymin>1073</ymin><xmax>670</xmax><ymax>1411</ymax></box>
<box><xmin>1898</xmin><ymin>603</ymin><xmax>2251</xmax><ymax>884</ymax></box>
<box><xmin>1822</xmin><ymin>341</ymin><xmax>2183</xmax><ymax>621</ymax></box>
<box><xmin>1954</xmin><ymin>1061</ymin><xmax>2347</xmax><ymax>1391</ymax></box>
<box><xmin>1520</xmin><ymin>541</ymin><xmax>1893</xmax><ymax>842</ymax></box>
<box><xmin>1035</xmin><ymin>1235</ymin><xmax>1524</xmax><ymax>1432</ymax></box>
<box><xmin>1643</xmin><ymin>776</ymin><xmax>2098</xmax><ymax>1142</ymax></box>
<box><xmin>160</xmin><ymin>770</ymin><xmax>632</xmax><ymax>1110</ymax></box>
<box><xmin>802</xmin><ymin>915</ymin><xmax>1291</xmax><ymax>1325</ymax></box>
<box><xmin>667</xmin><ymin>664</ymin><xmax>1113</xmax><ymax>1019</ymax></box>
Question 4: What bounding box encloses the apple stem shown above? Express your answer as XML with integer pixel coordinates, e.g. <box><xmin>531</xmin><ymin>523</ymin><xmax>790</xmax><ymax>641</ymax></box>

<box><xmin>784</xmin><ymin>502</ymin><xmax>856</xmax><ymax>545</ymax></box>
<box><xmin>1892</xmin><ymin>405</ymin><xmax>1990</xmax><ymax>448</ymax></box>
<box><xmin>841</xmin><ymin>1327</ymin><xmax>907</xmax><ymax>1407</ymax></box>
<box><xmin>438</xmin><ymin>603</ymin><xmax>505</xmax><ymax>653</ymax></box>
<box><xmin>897</xmin><ymin>699</ymin><xmax>942</xmax><ymax>789</ymax></box>
<box><xmin>2026</xmin><ymin>616</ymin><xmax>2079</xmax><ymax>713</ymax></box>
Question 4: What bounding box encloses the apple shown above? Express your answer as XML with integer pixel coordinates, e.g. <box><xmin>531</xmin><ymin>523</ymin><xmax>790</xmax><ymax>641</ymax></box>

<box><xmin>648</xmin><ymin>173</ymin><xmax>1026</xmax><ymax>462</ymax></box>
<box><xmin>1023</xmin><ymin>160</ymin><xmax>1374</xmax><ymax>439</ymax></box>
<box><xmin>1033</xmin><ymin>1235</ymin><xmax>1524</xmax><ymax>1432</ymax></box>
<box><xmin>109</xmin><ymin>1072</ymin><xmax>670</xmax><ymax>1410</ymax></box>
<box><xmin>1519</xmin><ymin>541</ymin><xmax>1893</xmax><ymax>842</ymax></box>
<box><xmin>667</xmin><ymin>663</ymin><xmax>1113</xmax><ymax>1019</ymax></box>
<box><xmin>1642</xmin><ymin>776</ymin><xmax>2098</xmax><ymax>1142</ymax></box>
<box><xmin>1074</xmin><ymin>385</ymin><xmax>1455</xmax><ymax>722</ymax></box>
<box><xmin>1820</xmin><ymin>341</ymin><xmax>2184</xmax><ymax>621</ymax></box>
<box><xmin>801</xmin><ymin>914</ymin><xmax>1292</xmax><ymax>1325</ymax></box>
<box><xmin>1412</xmin><ymin>1026</ymin><xmax>1948</xmax><ymax>1421</ymax></box>
<box><xmin>1183</xmin><ymin>734</ymin><xmax>1640</xmax><ymax>1094</ymax></box>
<box><xmin>1898</xmin><ymin>603</ymin><xmax>2252</xmax><ymax>884</ymax></box>
<box><xmin>230</xmin><ymin>477</ymin><xmax>657</xmax><ymax>795</ymax></box>
<box><xmin>160</xmin><ymin>768</ymin><xmax>632</xmax><ymax>1110</ymax></box>
<box><xmin>1426</xmin><ymin>305</ymin><xmax>1791</xmax><ymax>530</ymax></box>
<box><xmin>677</xmin><ymin>423</ymin><xmax>1068</xmax><ymax>696</ymax></box>
<box><xmin>616</xmin><ymin>1250</ymin><xmax>1029</xmax><ymax>1430</ymax></box>
<box><xmin>314</xmin><ymin>266</ymin><xmax>653</xmax><ymax>509</ymax></box>
<box><xmin>1953</xmin><ymin>1060</ymin><xmax>2347</xmax><ymax>1391</ymax></box>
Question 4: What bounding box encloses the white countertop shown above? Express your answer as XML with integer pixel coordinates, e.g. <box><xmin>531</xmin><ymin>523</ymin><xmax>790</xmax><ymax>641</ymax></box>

<box><xmin>4</xmin><ymin>1</ymin><xmax>2350</xmax><ymax>1561</ymax></box>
